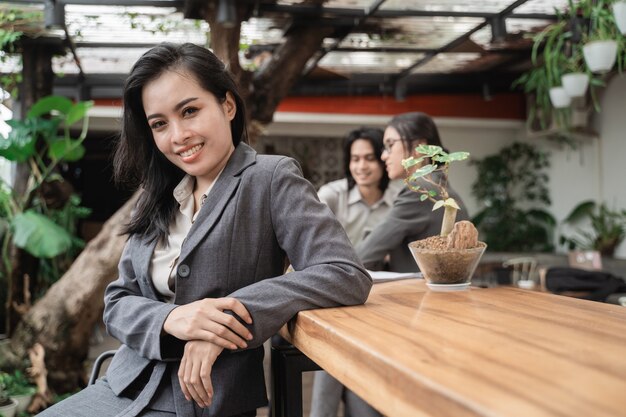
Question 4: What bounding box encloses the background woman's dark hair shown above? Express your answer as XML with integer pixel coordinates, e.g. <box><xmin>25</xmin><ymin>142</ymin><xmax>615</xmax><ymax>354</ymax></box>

<box><xmin>343</xmin><ymin>127</ymin><xmax>389</xmax><ymax>193</ymax></box>
<box><xmin>113</xmin><ymin>42</ymin><xmax>248</xmax><ymax>241</ymax></box>
<box><xmin>387</xmin><ymin>112</ymin><xmax>448</xmax><ymax>156</ymax></box>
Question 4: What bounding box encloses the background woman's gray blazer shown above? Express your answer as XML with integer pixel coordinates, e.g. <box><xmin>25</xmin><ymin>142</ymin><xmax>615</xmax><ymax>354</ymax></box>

<box><xmin>355</xmin><ymin>172</ymin><xmax>469</xmax><ymax>272</ymax></box>
<box><xmin>102</xmin><ymin>142</ymin><xmax>372</xmax><ymax>417</ymax></box>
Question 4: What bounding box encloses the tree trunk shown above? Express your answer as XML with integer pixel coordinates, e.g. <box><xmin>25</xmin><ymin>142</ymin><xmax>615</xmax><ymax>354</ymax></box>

<box><xmin>9</xmin><ymin>191</ymin><xmax>139</xmax><ymax>393</ymax></box>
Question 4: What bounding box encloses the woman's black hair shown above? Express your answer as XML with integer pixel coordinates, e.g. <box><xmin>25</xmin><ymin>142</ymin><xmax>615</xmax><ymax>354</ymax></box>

<box><xmin>343</xmin><ymin>127</ymin><xmax>389</xmax><ymax>193</ymax></box>
<box><xmin>113</xmin><ymin>42</ymin><xmax>248</xmax><ymax>242</ymax></box>
<box><xmin>387</xmin><ymin>112</ymin><xmax>448</xmax><ymax>157</ymax></box>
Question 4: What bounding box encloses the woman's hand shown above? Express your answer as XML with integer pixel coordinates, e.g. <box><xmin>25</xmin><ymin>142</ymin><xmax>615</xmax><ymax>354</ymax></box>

<box><xmin>163</xmin><ymin>297</ymin><xmax>253</xmax><ymax>350</ymax></box>
<box><xmin>179</xmin><ymin>340</ymin><xmax>223</xmax><ymax>408</ymax></box>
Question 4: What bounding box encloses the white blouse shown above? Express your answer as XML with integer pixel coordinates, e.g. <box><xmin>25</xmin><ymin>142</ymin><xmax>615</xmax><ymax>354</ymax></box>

<box><xmin>149</xmin><ymin>172</ymin><xmax>222</xmax><ymax>301</ymax></box>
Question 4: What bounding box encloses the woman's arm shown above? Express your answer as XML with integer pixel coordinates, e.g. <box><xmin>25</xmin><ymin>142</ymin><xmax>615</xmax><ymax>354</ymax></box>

<box><xmin>103</xmin><ymin>240</ymin><xmax>181</xmax><ymax>361</ymax></box>
<box><xmin>104</xmin><ymin>239</ymin><xmax>252</xmax><ymax>360</ymax></box>
<box><xmin>355</xmin><ymin>189</ymin><xmax>430</xmax><ymax>269</ymax></box>
<box><xmin>228</xmin><ymin>158</ymin><xmax>372</xmax><ymax>348</ymax></box>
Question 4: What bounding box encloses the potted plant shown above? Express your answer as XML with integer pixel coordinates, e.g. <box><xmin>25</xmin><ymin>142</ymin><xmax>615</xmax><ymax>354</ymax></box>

<box><xmin>0</xmin><ymin>381</ymin><xmax>18</xmax><ymax>417</ymax></box>
<box><xmin>471</xmin><ymin>142</ymin><xmax>556</xmax><ymax>253</ymax></box>
<box><xmin>560</xmin><ymin>200</ymin><xmax>626</xmax><ymax>257</ymax></box>
<box><xmin>581</xmin><ymin>0</ymin><xmax>620</xmax><ymax>73</ymax></box>
<box><xmin>0</xmin><ymin>370</ymin><xmax>36</xmax><ymax>414</ymax></box>
<box><xmin>402</xmin><ymin>145</ymin><xmax>486</xmax><ymax>291</ymax></box>
<box><xmin>561</xmin><ymin>44</ymin><xmax>591</xmax><ymax>97</ymax></box>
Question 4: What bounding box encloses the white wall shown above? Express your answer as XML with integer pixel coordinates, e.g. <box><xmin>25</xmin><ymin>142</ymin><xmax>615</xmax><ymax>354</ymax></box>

<box><xmin>596</xmin><ymin>74</ymin><xmax>626</xmax><ymax>257</ymax></box>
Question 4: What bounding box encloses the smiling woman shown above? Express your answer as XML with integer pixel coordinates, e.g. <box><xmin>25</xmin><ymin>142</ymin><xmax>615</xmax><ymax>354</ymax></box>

<box><xmin>142</xmin><ymin>70</ymin><xmax>237</xmax><ymax>204</ymax></box>
<box><xmin>38</xmin><ymin>42</ymin><xmax>372</xmax><ymax>417</ymax></box>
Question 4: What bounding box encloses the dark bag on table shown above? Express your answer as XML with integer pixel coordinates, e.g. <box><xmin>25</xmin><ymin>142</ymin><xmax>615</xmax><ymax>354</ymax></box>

<box><xmin>545</xmin><ymin>267</ymin><xmax>626</xmax><ymax>302</ymax></box>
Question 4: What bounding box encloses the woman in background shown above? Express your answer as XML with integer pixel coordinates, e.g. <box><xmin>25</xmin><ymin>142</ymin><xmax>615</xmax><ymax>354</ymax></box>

<box><xmin>311</xmin><ymin>127</ymin><xmax>401</xmax><ymax>417</ymax></box>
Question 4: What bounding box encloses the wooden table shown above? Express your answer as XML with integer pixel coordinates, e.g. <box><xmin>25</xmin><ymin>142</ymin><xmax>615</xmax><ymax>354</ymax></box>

<box><xmin>273</xmin><ymin>279</ymin><xmax>626</xmax><ymax>417</ymax></box>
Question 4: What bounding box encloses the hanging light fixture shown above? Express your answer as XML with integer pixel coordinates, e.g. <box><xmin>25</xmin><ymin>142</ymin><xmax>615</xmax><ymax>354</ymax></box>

<box><xmin>217</xmin><ymin>0</ymin><xmax>237</xmax><ymax>29</ymax></box>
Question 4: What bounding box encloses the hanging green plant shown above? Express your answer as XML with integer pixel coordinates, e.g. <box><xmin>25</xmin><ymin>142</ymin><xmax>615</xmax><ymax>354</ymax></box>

<box><xmin>512</xmin><ymin>0</ymin><xmax>622</xmax><ymax>136</ymax></box>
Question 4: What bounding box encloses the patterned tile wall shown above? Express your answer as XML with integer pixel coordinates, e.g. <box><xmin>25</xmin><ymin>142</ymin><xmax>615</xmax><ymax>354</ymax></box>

<box><xmin>254</xmin><ymin>136</ymin><xmax>344</xmax><ymax>190</ymax></box>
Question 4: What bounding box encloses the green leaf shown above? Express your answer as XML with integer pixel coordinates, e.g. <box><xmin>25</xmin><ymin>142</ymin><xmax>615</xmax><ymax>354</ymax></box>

<box><xmin>432</xmin><ymin>200</ymin><xmax>445</xmax><ymax>211</ymax></box>
<box><xmin>408</xmin><ymin>164</ymin><xmax>437</xmax><ymax>180</ymax></box>
<box><xmin>446</xmin><ymin>151</ymin><xmax>470</xmax><ymax>161</ymax></box>
<box><xmin>443</xmin><ymin>198</ymin><xmax>461</xmax><ymax>210</ymax></box>
<box><xmin>11</xmin><ymin>210</ymin><xmax>73</xmax><ymax>258</ymax></box>
<box><xmin>428</xmin><ymin>190</ymin><xmax>437</xmax><ymax>197</ymax></box>
<box><xmin>0</xmin><ymin>120</ymin><xmax>37</xmax><ymax>161</ymax></box>
<box><xmin>564</xmin><ymin>200</ymin><xmax>596</xmax><ymax>223</ymax></box>
<box><xmin>48</xmin><ymin>140</ymin><xmax>86</xmax><ymax>162</ymax></box>
<box><xmin>66</xmin><ymin>100</ymin><xmax>94</xmax><ymax>125</ymax></box>
<box><xmin>414</xmin><ymin>144</ymin><xmax>442</xmax><ymax>157</ymax></box>
<box><xmin>420</xmin><ymin>194</ymin><xmax>428</xmax><ymax>201</ymax></box>
<box><xmin>27</xmin><ymin>95</ymin><xmax>73</xmax><ymax>118</ymax></box>
<box><xmin>401</xmin><ymin>156</ymin><xmax>425</xmax><ymax>169</ymax></box>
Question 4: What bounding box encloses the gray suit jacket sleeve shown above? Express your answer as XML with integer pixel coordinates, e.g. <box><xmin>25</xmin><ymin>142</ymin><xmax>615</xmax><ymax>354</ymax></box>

<box><xmin>104</xmin><ymin>240</ymin><xmax>180</xmax><ymax>361</ymax></box>
<box><xmin>355</xmin><ymin>188</ymin><xmax>432</xmax><ymax>269</ymax></box>
<box><xmin>228</xmin><ymin>158</ymin><xmax>372</xmax><ymax>348</ymax></box>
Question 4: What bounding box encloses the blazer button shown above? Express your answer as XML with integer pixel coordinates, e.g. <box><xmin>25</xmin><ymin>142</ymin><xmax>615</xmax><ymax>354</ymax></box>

<box><xmin>177</xmin><ymin>264</ymin><xmax>190</xmax><ymax>278</ymax></box>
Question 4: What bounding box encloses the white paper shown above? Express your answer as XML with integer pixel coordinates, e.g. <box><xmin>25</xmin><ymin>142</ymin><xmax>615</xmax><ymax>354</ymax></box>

<box><xmin>367</xmin><ymin>270</ymin><xmax>423</xmax><ymax>282</ymax></box>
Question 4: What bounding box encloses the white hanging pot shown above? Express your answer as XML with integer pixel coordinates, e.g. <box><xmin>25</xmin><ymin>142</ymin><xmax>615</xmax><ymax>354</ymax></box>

<box><xmin>614</xmin><ymin>1</ymin><xmax>626</xmax><ymax>35</ymax></box>
<box><xmin>561</xmin><ymin>72</ymin><xmax>589</xmax><ymax>97</ymax></box>
<box><xmin>549</xmin><ymin>87</ymin><xmax>571</xmax><ymax>108</ymax></box>
<box><xmin>583</xmin><ymin>40</ymin><xmax>618</xmax><ymax>73</ymax></box>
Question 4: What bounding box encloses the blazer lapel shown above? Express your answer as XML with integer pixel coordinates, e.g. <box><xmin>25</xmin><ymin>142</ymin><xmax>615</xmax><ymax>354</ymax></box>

<box><xmin>179</xmin><ymin>143</ymin><xmax>256</xmax><ymax>263</ymax></box>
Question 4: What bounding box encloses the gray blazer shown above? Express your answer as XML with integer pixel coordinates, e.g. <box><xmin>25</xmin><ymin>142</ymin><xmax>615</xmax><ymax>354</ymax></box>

<box><xmin>355</xmin><ymin>173</ymin><xmax>469</xmax><ymax>272</ymax></box>
<box><xmin>103</xmin><ymin>143</ymin><xmax>372</xmax><ymax>417</ymax></box>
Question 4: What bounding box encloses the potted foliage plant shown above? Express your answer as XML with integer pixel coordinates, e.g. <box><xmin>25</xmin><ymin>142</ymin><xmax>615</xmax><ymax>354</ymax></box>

<box><xmin>0</xmin><ymin>370</ymin><xmax>36</xmax><ymax>414</ymax></box>
<box><xmin>512</xmin><ymin>0</ymin><xmax>619</xmax><ymax>135</ymax></box>
<box><xmin>560</xmin><ymin>200</ymin><xmax>626</xmax><ymax>257</ymax></box>
<box><xmin>0</xmin><ymin>381</ymin><xmax>18</xmax><ymax>417</ymax></box>
<box><xmin>471</xmin><ymin>142</ymin><xmax>556</xmax><ymax>253</ymax></box>
<box><xmin>402</xmin><ymin>144</ymin><xmax>486</xmax><ymax>291</ymax></box>
<box><xmin>581</xmin><ymin>0</ymin><xmax>621</xmax><ymax>73</ymax></box>
<box><xmin>561</xmin><ymin>44</ymin><xmax>591</xmax><ymax>97</ymax></box>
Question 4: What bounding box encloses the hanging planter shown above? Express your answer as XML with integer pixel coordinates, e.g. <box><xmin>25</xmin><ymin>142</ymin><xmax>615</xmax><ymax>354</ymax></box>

<box><xmin>549</xmin><ymin>87</ymin><xmax>571</xmax><ymax>108</ymax></box>
<box><xmin>614</xmin><ymin>1</ymin><xmax>626</xmax><ymax>35</ymax></box>
<box><xmin>583</xmin><ymin>40</ymin><xmax>618</xmax><ymax>73</ymax></box>
<box><xmin>561</xmin><ymin>72</ymin><xmax>590</xmax><ymax>97</ymax></box>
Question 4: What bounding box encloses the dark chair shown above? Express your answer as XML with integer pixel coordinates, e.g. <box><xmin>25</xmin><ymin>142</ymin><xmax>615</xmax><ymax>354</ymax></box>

<box><xmin>88</xmin><ymin>350</ymin><xmax>117</xmax><ymax>385</ymax></box>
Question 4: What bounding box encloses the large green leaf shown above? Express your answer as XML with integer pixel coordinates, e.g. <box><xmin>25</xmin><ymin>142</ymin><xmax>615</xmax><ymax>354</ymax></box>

<box><xmin>27</xmin><ymin>95</ymin><xmax>73</xmax><ymax>118</ymax></box>
<box><xmin>11</xmin><ymin>210</ymin><xmax>73</xmax><ymax>258</ymax></box>
<box><xmin>0</xmin><ymin>120</ymin><xmax>37</xmax><ymax>161</ymax></box>
<box><xmin>563</xmin><ymin>200</ymin><xmax>596</xmax><ymax>223</ymax></box>
<box><xmin>48</xmin><ymin>140</ymin><xmax>86</xmax><ymax>162</ymax></box>
<box><xmin>66</xmin><ymin>100</ymin><xmax>94</xmax><ymax>125</ymax></box>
